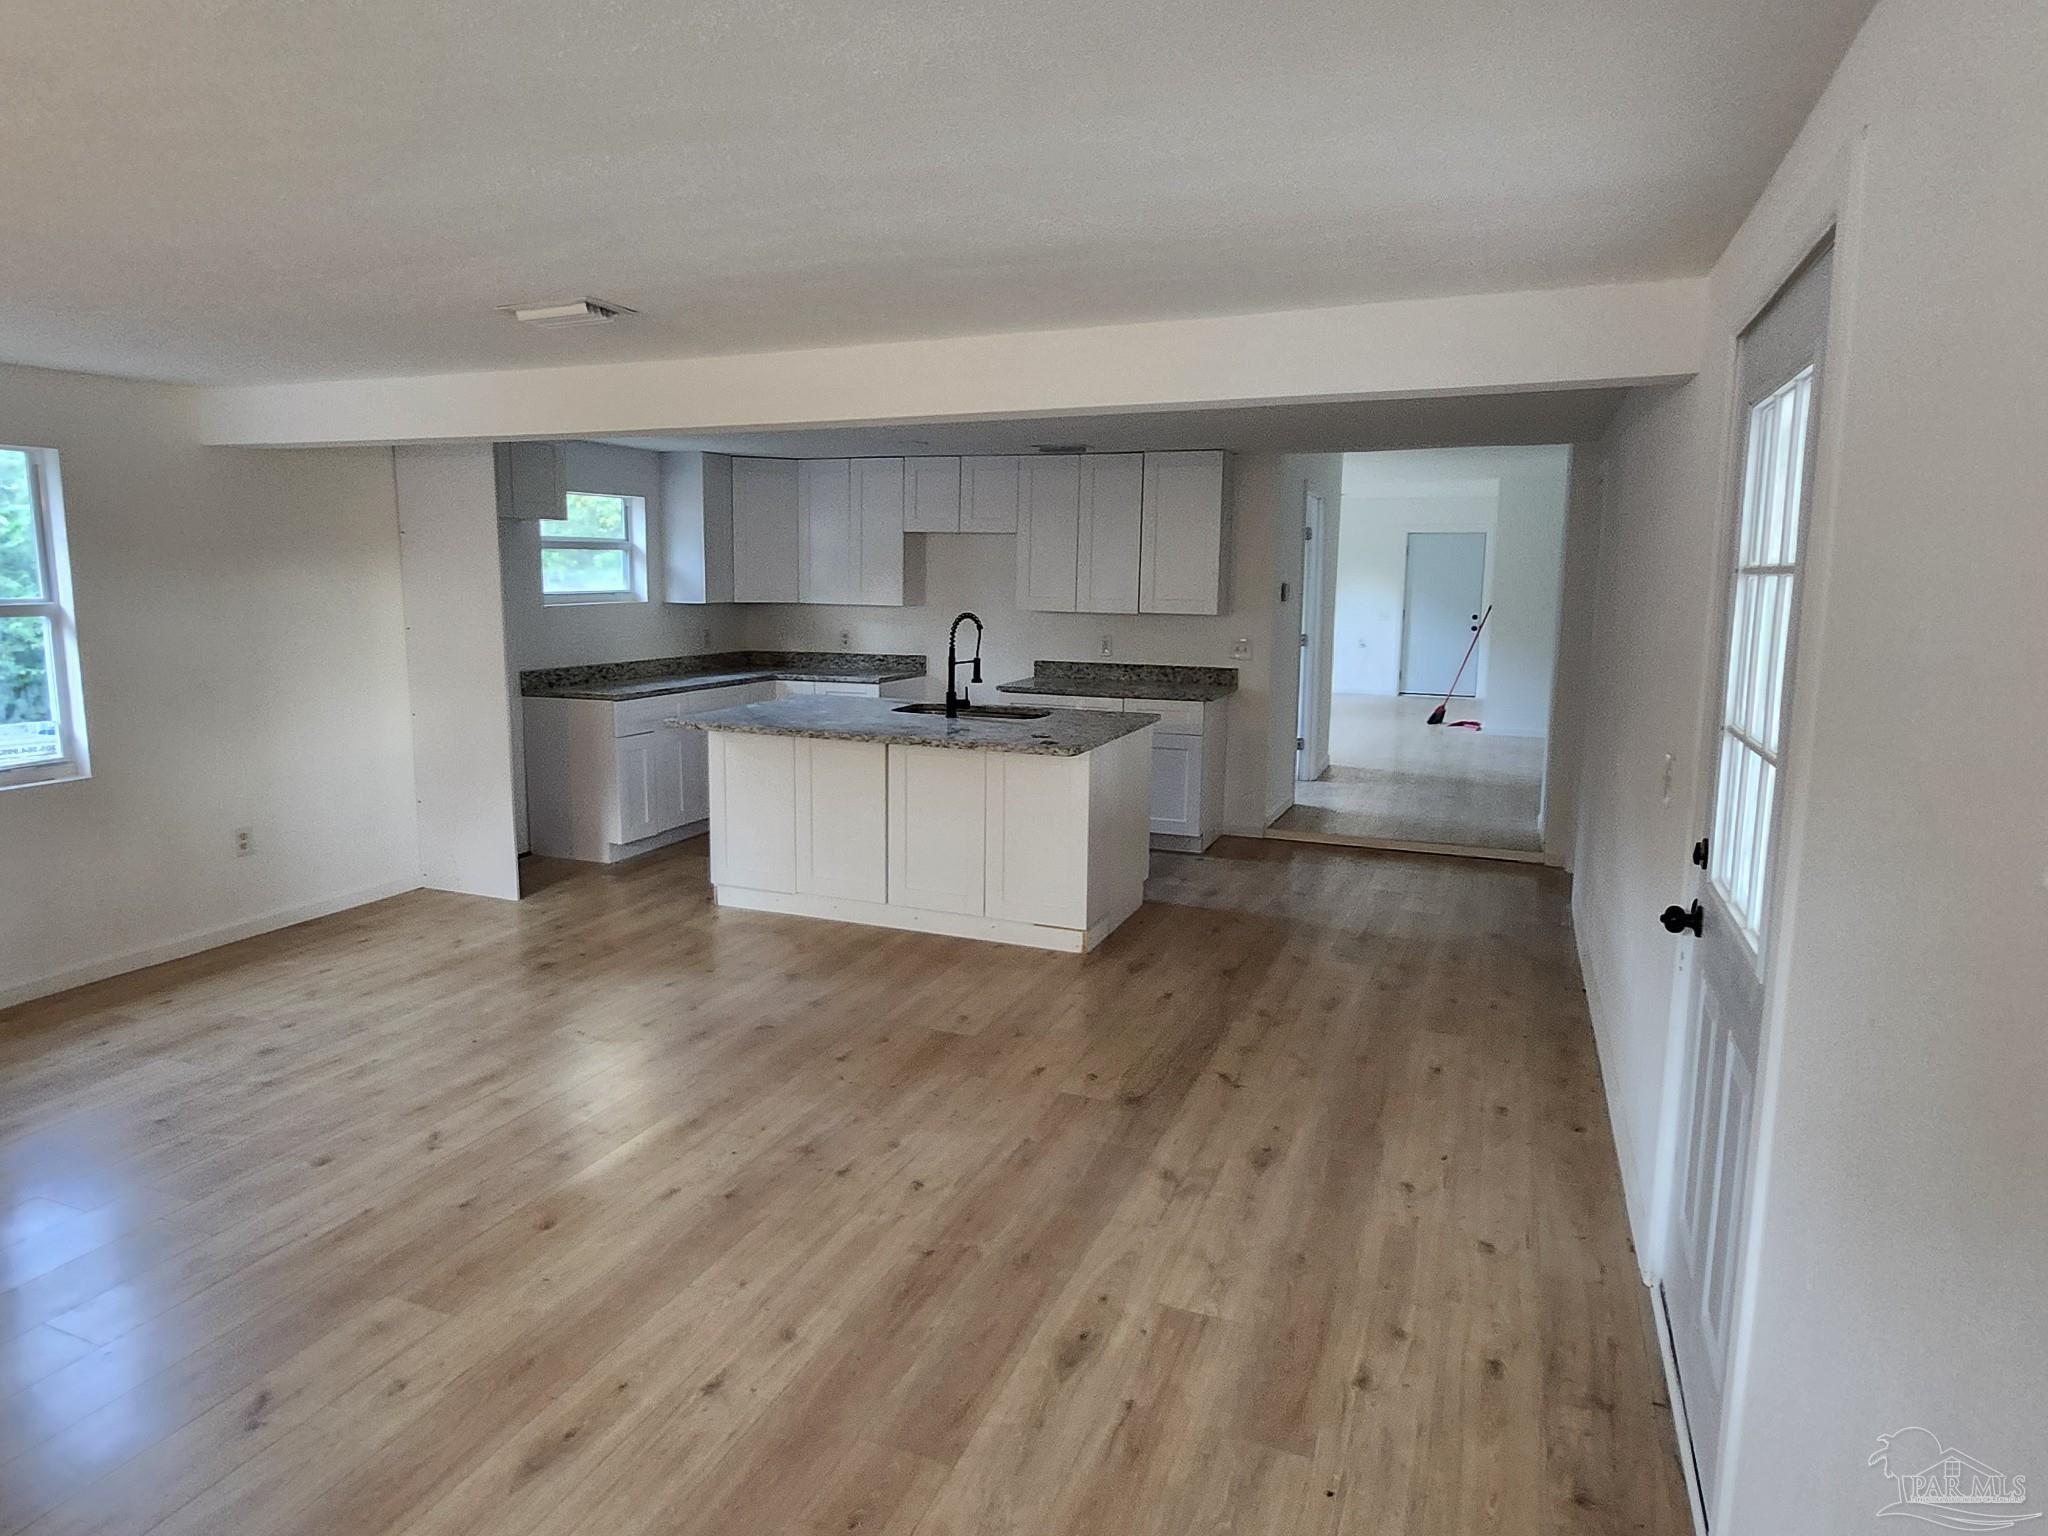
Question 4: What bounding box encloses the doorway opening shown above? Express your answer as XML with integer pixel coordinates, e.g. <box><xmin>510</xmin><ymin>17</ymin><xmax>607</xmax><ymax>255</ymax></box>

<box><xmin>1272</xmin><ymin>446</ymin><xmax>1570</xmax><ymax>859</ymax></box>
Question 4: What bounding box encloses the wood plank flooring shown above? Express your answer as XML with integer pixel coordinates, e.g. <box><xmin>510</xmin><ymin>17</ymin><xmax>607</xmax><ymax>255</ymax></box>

<box><xmin>0</xmin><ymin>837</ymin><xmax>1690</xmax><ymax>1535</ymax></box>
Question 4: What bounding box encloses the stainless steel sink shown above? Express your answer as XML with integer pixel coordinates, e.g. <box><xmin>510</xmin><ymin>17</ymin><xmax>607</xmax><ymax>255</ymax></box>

<box><xmin>893</xmin><ymin>703</ymin><xmax>1050</xmax><ymax>721</ymax></box>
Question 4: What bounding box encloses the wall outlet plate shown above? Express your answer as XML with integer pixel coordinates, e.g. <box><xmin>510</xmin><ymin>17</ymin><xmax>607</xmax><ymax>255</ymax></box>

<box><xmin>839</xmin><ymin>629</ymin><xmax>852</xmax><ymax>650</ymax></box>
<box><xmin>1230</xmin><ymin>637</ymin><xmax>1252</xmax><ymax>660</ymax></box>
<box><xmin>1099</xmin><ymin>635</ymin><xmax>1113</xmax><ymax>657</ymax></box>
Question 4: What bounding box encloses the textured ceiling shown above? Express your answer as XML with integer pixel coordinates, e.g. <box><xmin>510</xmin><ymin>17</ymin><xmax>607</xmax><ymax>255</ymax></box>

<box><xmin>1</xmin><ymin>0</ymin><xmax>1872</xmax><ymax>383</ymax></box>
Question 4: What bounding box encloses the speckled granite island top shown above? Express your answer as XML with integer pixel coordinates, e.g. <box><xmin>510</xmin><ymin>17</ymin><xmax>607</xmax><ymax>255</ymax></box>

<box><xmin>996</xmin><ymin>660</ymin><xmax>1238</xmax><ymax>703</ymax></box>
<box><xmin>680</xmin><ymin>695</ymin><xmax>1160</xmax><ymax>756</ymax></box>
<box><xmin>521</xmin><ymin>651</ymin><xmax>925</xmax><ymax>702</ymax></box>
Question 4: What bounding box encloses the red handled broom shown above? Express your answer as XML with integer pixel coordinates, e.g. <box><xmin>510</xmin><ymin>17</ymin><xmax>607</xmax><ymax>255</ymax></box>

<box><xmin>1425</xmin><ymin>603</ymin><xmax>1491</xmax><ymax>726</ymax></box>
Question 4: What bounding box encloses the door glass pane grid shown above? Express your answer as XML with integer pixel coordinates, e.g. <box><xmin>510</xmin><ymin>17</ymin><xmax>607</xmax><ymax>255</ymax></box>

<box><xmin>1709</xmin><ymin>368</ymin><xmax>1814</xmax><ymax>944</ymax></box>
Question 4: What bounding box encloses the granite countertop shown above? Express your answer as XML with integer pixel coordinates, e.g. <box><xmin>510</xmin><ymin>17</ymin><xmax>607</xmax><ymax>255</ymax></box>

<box><xmin>996</xmin><ymin>660</ymin><xmax>1239</xmax><ymax>703</ymax></box>
<box><xmin>679</xmin><ymin>696</ymin><xmax>1160</xmax><ymax>757</ymax></box>
<box><xmin>521</xmin><ymin>651</ymin><xmax>926</xmax><ymax>702</ymax></box>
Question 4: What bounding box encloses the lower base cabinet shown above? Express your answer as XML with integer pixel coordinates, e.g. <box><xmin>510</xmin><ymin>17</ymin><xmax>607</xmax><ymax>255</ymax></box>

<box><xmin>705</xmin><ymin>729</ymin><xmax>1153</xmax><ymax>952</ymax></box>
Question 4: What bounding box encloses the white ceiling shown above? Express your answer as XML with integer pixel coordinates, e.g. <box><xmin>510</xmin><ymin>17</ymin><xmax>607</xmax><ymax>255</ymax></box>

<box><xmin>2</xmin><ymin>0</ymin><xmax>1872</xmax><ymax>385</ymax></box>
<box><xmin>595</xmin><ymin>389</ymin><xmax>1629</xmax><ymax>458</ymax></box>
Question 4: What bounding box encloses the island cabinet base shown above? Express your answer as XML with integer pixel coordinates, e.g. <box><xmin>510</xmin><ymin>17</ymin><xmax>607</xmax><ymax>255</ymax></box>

<box><xmin>705</xmin><ymin>727</ymin><xmax>1153</xmax><ymax>952</ymax></box>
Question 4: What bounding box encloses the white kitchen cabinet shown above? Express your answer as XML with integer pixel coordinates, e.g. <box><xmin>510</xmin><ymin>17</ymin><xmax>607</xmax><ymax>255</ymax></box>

<box><xmin>903</xmin><ymin>456</ymin><xmax>962</xmax><ymax>533</ymax></box>
<box><xmin>705</xmin><ymin>727</ymin><xmax>1153</xmax><ymax>952</ymax></box>
<box><xmin>732</xmin><ymin>458</ymin><xmax>800</xmax><ymax>602</ymax></box>
<box><xmin>1077</xmin><ymin>454</ymin><xmax>1143</xmax><ymax>614</ymax></box>
<box><xmin>960</xmin><ymin>454</ymin><xmax>1021</xmax><ymax>533</ymax></box>
<box><xmin>708</xmin><ymin>733</ymin><xmax>798</xmax><ymax>892</ymax></box>
<box><xmin>1139</xmin><ymin>451</ymin><xmax>1229</xmax><ymax>615</ymax></box>
<box><xmin>887</xmin><ymin>745</ymin><xmax>988</xmax><ymax>915</ymax></box>
<box><xmin>795</xmin><ymin>740</ymin><xmax>888</xmax><ymax>903</ymax></box>
<box><xmin>798</xmin><ymin>459</ymin><xmax>856</xmax><ymax>605</ymax></box>
<box><xmin>990</xmin><ymin>690</ymin><xmax>1229</xmax><ymax>850</ymax></box>
<box><xmin>661</xmin><ymin>450</ymin><xmax>734</xmax><ymax>605</ymax></box>
<box><xmin>1015</xmin><ymin>454</ymin><xmax>1081</xmax><ymax>613</ymax></box>
<box><xmin>1146</xmin><ymin>735</ymin><xmax>1200</xmax><ymax>841</ymax></box>
<box><xmin>855</xmin><ymin>458</ymin><xmax>906</xmax><ymax>605</ymax></box>
<box><xmin>496</xmin><ymin>440</ymin><xmax>624</xmax><ymax>521</ymax></box>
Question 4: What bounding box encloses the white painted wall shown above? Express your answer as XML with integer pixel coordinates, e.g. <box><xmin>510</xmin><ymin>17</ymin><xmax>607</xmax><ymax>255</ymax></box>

<box><xmin>393</xmin><ymin>446</ymin><xmax>519</xmax><ymax>901</ymax></box>
<box><xmin>498</xmin><ymin>442</ymin><xmax>745</xmax><ymax>673</ymax></box>
<box><xmin>192</xmin><ymin>280</ymin><xmax>1706</xmax><ymax>447</ymax></box>
<box><xmin>741</xmin><ymin>452</ymin><xmax>1342</xmax><ymax>836</ymax></box>
<box><xmin>1329</xmin><ymin>447</ymin><xmax>1569</xmax><ymax>738</ymax></box>
<box><xmin>0</xmin><ymin>363</ymin><xmax>419</xmax><ymax>1008</ymax></box>
<box><xmin>1572</xmin><ymin>3</ymin><xmax>2048</xmax><ymax>1527</ymax></box>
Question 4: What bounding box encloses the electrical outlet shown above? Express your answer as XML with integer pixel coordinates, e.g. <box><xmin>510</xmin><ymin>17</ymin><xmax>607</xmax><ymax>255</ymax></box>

<box><xmin>234</xmin><ymin>828</ymin><xmax>255</xmax><ymax>858</ymax></box>
<box><xmin>1230</xmin><ymin>637</ymin><xmax>1252</xmax><ymax>660</ymax></box>
<box><xmin>839</xmin><ymin>629</ymin><xmax>852</xmax><ymax>650</ymax></box>
<box><xmin>1099</xmin><ymin>635</ymin><xmax>1113</xmax><ymax>658</ymax></box>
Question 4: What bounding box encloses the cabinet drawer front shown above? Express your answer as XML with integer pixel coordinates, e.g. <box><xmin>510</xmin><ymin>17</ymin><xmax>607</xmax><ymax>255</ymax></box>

<box><xmin>614</xmin><ymin>694</ymin><xmax>685</xmax><ymax>736</ymax></box>
<box><xmin>1126</xmin><ymin>698</ymin><xmax>1207</xmax><ymax>734</ymax></box>
<box><xmin>811</xmin><ymin>681</ymin><xmax>880</xmax><ymax>696</ymax></box>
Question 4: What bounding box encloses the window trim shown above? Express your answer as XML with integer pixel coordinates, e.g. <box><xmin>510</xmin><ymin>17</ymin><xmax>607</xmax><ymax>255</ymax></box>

<box><xmin>538</xmin><ymin>491</ymin><xmax>648</xmax><ymax>607</ymax></box>
<box><xmin>0</xmin><ymin>444</ymin><xmax>90</xmax><ymax>791</ymax></box>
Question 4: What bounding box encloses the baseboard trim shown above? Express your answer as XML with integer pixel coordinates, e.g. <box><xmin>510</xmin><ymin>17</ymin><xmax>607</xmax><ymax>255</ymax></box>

<box><xmin>1649</xmin><ymin>1280</ymin><xmax>1713</xmax><ymax>1536</ymax></box>
<box><xmin>1572</xmin><ymin>885</ymin><xmax>1653</xmax><ymax>1276</ymax></box>
<box><xmin>1262</xmin><ymin>825</ymin><xmax>1550</xmax><ymax>865</ymax></box>
<box><xmin>0</xmin><ymin>876</ymin><xmax>423</xmax><ymax>1012</ymax></box>
<box><xmin>711</xmin><ymin>885</ymin><xmax>1137</xmax><ymax>954</ymax></box>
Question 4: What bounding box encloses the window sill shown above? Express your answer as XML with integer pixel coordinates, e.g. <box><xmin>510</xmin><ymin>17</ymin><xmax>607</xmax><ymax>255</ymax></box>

<box><xmin>0</xmin><ymin>761</ymin><xmax>90</xmax><ymax>793</ymax></box>
<box><xmin>541</xmin><ymin>593</ymin><xmax>647</xmax><ymax>608</ymax></box>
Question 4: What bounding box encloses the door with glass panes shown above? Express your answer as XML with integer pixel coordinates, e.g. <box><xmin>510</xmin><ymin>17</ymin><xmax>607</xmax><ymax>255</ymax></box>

<box><xmin>1661</xmin><ymin>242</ymin><xmax>1832</xmax><ymax>1512</ymax></box>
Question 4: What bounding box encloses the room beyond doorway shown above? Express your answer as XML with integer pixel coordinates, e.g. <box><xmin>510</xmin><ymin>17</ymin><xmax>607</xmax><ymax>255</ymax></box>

<box><xmin>1276</xmin><ymin>446</ymin><xmax>1571</xmax><ymax>859</ymax></box>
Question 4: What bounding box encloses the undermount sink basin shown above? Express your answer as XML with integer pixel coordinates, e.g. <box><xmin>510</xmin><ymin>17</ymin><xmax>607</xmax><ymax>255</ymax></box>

<box><xmin>893</xmin><ymin>702</ymin><xmax>1051</xmax><ymax>721</ymax></box>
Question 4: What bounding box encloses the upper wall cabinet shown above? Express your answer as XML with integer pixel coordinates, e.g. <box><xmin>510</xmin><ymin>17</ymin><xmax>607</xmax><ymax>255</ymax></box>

<box><xmin>1077</xmin><ymin>454</ymin><xmax>1144</xmax><ymax>614</ymax></box>
<box><xmin>795</xmin><ymin>457</ymin><xmax>908</xmax><ymax>606</ymax></box>
<box><xmin>731</xmin><ymin>457</ymin><xmax>800</xmax><ymax>603</ymax></box>
<box><xmin>961</xmin><ymin>454</ymin><xmax>1021</xmax><ymax>533</ymax></box>
<box><xmin>662</xmin><ymin>450</ymin><xmax>734</xmax><ymax>605</ymax></box>
<box><xmin>497</xmin><ymin>440</ymin><xmax>644</xmax><ymax>520</ymax></box>
<box><xmin>904</xmin><ymin>457</ymin><xmax>962</xmax><ymax>533</ymax></box>
<box><xmin>1012</xmin><ymin>450</ymin><xmax>1226</xmax><ymax>616</ymax></box>
<box><xmin>1015</xmin><ymin>455</ymin><xmax>1081</xmax><ymax>612</ymax></box>
<box><xmin>1139</xmin><ymin>451</ymin><xmax>1229</xmax><ymax>615</ymax></box>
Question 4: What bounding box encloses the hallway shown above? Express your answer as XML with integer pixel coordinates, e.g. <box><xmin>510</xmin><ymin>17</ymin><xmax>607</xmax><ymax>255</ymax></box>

<box><xmin>1273</xmin><ymin>694</ymin><xmax>1547</xmax><ymax>855</ymax></box>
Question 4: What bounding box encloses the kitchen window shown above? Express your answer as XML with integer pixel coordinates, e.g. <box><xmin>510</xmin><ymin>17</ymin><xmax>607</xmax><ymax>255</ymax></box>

<box><xmin>540</xmin><ymin>492</ymin><xmax>647</xmax><ymax>605</ymax></box>
<box><xmin>0</xmin><ymin>444</ymin><xmax>89</xmax><ymax>789</ymax></box>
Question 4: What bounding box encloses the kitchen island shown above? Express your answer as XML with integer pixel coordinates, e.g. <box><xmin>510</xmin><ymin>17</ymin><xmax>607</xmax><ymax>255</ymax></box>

<box><xmin>681</xmin><ymin>695</ymin><xmax>1157</xmax><ymax>952</ymax></box>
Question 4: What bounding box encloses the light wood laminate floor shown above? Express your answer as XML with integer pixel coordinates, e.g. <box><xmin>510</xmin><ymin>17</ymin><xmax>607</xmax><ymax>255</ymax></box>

<box><xmin>1273</xmin><ymin>694</ymin><xmax>1546</xmax><ymax>854</ymax></box>
<box><xmin>0</xmin><ymin>838</ymin><xmax>1688</xmax><ymax>1536</ymax></box>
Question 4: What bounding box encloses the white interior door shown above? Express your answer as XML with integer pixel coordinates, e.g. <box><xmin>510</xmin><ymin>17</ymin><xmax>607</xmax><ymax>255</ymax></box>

<box><xmin>1399</xmin><ymin>532</ymin><xmax>1486</xmax><ymax>696</ymax></box>
<box><xmin>1662</xmin><ymin>242</ymin><xmax>1832</xmax><ymax>1515</ymax></box>
<box><xmin>1296</xmin><ymin>490</ymin><xmax>1327</xmax><ymax>781</ymax></box>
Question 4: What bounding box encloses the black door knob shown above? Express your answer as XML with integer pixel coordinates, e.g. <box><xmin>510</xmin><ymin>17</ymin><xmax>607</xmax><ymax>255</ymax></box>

<box><xmin>1660</xmin><ymin>901</ymin><xmax>1703</xmax><ymax>937</ymax></box>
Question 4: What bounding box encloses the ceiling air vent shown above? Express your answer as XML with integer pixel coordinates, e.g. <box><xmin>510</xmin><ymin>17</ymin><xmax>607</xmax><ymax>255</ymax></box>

<box><xmin>499</xmin><ymin>298</ymin><xmax>636</xmax><ymax>327</ymax></box>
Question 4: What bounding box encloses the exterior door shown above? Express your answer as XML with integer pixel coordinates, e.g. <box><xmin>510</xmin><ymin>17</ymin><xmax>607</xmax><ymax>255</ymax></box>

<box><xmin>1663</xmin><ymin>242</ymin><xmax>1832</xmax><ymax>1513</ymax></box>
<box><xmin>1399</xmin><ymin>532</ymin><xmax>1486</xmax><ymax>696</ymax></box>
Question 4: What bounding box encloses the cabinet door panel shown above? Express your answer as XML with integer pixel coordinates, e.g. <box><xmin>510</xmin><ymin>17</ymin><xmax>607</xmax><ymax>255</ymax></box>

<box><xmin>799</xmin><ymin>459</ymin><xmax>856</xmax><ymax>604</ymax></box>
<box><xmin>855</xmin><ymin>458</ymin><xmax>905</xmax><ymax>605</ymax></box>
<box><xmin>795</xmin><ymin>741</ymin><xmax>887</xmax><ymax>902</ymax></box>
<box><xmin>731</xmin><ymin>458</ymin><xmax>800</xmax><ymax>602</ymax></box>
<box><xmin>985</xmin><ymin>753</ymin><xmax>1088</xmax><ymax>928</ymax></box>
<box><xmin>1139</xmin><ymin>451</ymin><xmax>1227</xmax><ymax>615</ymax></box>
<box><xmin>1148</xmin><ymin>736</ymin><xmax>1201</xmax><ymax>837</ymax></box>
<box><xmin>647</xmin><ymin>728</ymin><xmax>687</xmax><ymax>834</ymax></box>
<box><xmin>1078</xmin><ymin>454</ymin><xmax>1143</xmax><ymax>614</ymax></box>
<box><xmin>1017</xmin><ymin>455</ymin><xmax>1080</xmax><ymax>613</ymax></box>
<box><xmin>708</xmin><ymin>734</ymin><xmax>797</xmax><ymax>891</ymax></box>
<box><xmin>961</xmin><ymin>455</ymin><xmax>1020</xmax><ymax>533</ymax></box>
<box><xmin>904</xmin><ymin>456</ymin><xmax>961</xmax><ymax>533</ymax></box>
<box><xmin>615</xmin><ymin>733</ymin><xmax>658</xmax><ymax>844</ymax></box>
<box><xmin>886</xmin><ymin>746</ymin><xmax>986</xmax><ymax>914</ymax></box>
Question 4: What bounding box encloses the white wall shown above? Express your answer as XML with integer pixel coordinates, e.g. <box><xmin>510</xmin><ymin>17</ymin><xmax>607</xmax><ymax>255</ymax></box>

<box><xmin>1571</xmin><ymin>3</ymin><xmax>2048</xmax><ymax>1527</ymax></box>
<box><xmin>498</xmin><ymin>442</ymin><xmax>746</xmax><ymax>672</ymax></box>
<box><xmin>0</xmin><ymin>363</ymin><xmax>420</xmax><ymax>1008</ymax></box>
<box><xmin>742</xmin><ymin>452</ymin><xmax>1343</xmax><ymax>835</ymax></box>
<box><xmin>1329</xmin><ymin>447</ymin><xmax>1570</xmax><ymax>737</ymax></box>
